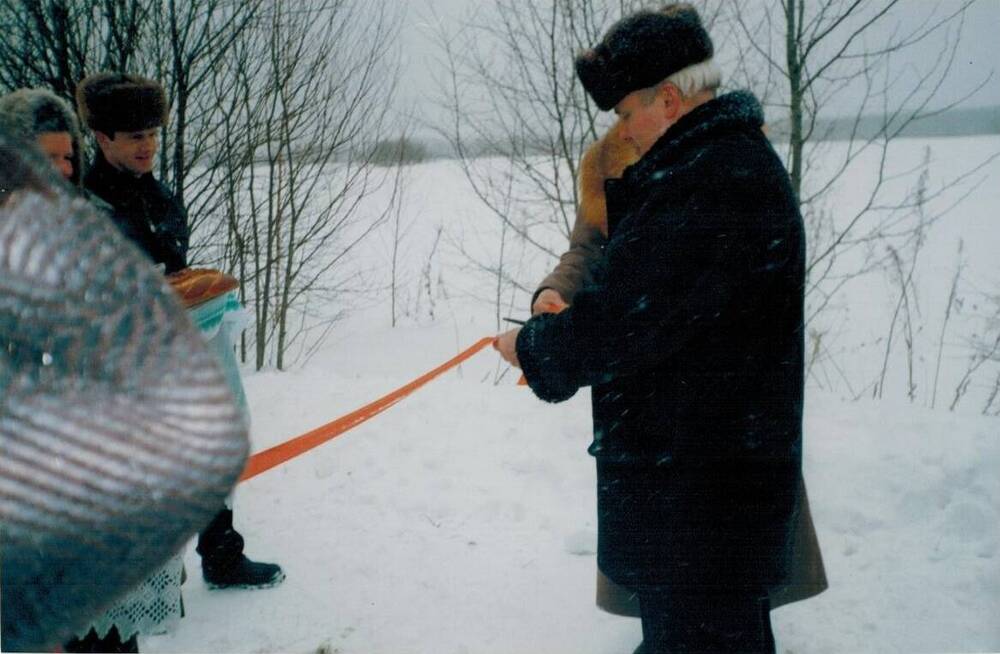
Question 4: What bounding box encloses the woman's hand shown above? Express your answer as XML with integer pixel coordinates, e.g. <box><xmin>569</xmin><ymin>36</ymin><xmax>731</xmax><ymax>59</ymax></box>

<box><xmin>531</xmin><ymin>289</ymin><xmax>568</xmax><ymax>315</ymax></box>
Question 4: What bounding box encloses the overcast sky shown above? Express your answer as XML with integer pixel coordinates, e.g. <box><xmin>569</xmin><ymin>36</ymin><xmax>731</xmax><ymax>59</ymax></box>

<box><xmin>395</xmin><ymin>0</ymin><xmax>1000</xmax><ymax>135</ymax></box>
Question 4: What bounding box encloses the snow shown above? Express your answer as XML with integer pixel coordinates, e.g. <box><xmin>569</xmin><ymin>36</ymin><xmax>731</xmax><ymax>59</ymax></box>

<box><xmin>142</xmin><ymin>136</ymin><xmax>1000</xmax><ymax>654</ymax></box>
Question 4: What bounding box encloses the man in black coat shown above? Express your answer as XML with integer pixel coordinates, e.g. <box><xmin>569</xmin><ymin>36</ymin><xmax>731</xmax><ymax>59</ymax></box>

<box><xmin>495</xmin><ymin>6</ymin><xmax>812</xmax><ymax>653</ymax></box>
<box><xmin>76</xmin><ymin>72</ymin><xmax>285</xmax><ymax>597</ymax></box>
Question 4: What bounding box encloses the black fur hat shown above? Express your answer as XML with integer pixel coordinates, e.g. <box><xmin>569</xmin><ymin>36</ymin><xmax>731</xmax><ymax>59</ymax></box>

<box><xmin>76</xmin><ymin>72</ymin><xmax>168</xmax><ymax>135</ymax></box>
<box><xmin>576</xmin><ymin>4</ymin><xmax>713</xmax><ymax>111</ymax></box>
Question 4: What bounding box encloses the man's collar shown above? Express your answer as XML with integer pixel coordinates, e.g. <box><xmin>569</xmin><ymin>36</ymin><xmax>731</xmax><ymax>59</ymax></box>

<box><xmin>92</xmin><ymin>150</ymin><xmax>148</xmax><ymax>182</ymax></box>
<box><xmin>629</xmin><ymin>90</ymin><xmax>764</xmax><ymax>176</ymax></box>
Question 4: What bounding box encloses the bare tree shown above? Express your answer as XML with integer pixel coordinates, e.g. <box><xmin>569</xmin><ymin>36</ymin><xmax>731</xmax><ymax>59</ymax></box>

<box><xmin>0</xmin><ymin>0</ymin><xmax>406</xmax><ymax>371</ymax></box>
<box><xmin>0</xmin><ymin>0</ymin><xmax>149</xmax><ymax>101</ymax></box>
<box><xmin>726</xmin><ymin>1</ymin><xmax>990</xmax><ymax>299</ymax></box>
<box><xmin>199</xmin><ymin>19</ymin><xmax>270</xmax><ymax>364</ymax></box>
<box><xmin>370</xmin><ymin>127</ymin><xmax>424</xmax><ymax>328</ymax></box>
<box><xmin>0</xmin><ymin>0</ymin><xmax>261</xmax><ymax>243</ymax></box>
<box><xmin>874</xmin><ymin>149</ymin><xmax>932</xmax><ymax>401</ymax></box>
<box><xmin>143</xmin><ymin>0</ymin><xmax>262</xmax><ymax>217</ymax></box>
<box><xmin>951</xmin><ymin>278</ymin><xmax>1000</xmax><ymax>413</ymax></box>
<box><xmin>725</xmin><ymin>0</ymin><xmax>995</xmax><ymax>402</ymax></box>
<box><xmin>200</xmin><ymin>1</ymin><xmax>403</xmax><ymax>370</ymax></box>
<box><xmin>431</xmin><ymin>1</ymin><xmax>629</xmax><ymax>303</ymax></box>
<box><xmin>930</xmin><ymin>240</ymin><xmax>964</xmax><ymax>409</ymax></box>
<box><xmin>385</xmin><ymin>160</ymin><xmax>412</xmax><ymax>329</ymax></box>
<box><xmin>430</xmin><ymin>1</ymin><xmax>725</xmax><ymax>309</ymax></box>
<box><xmin>414</xmin><ymin>225</ymin><xmax>444</xmax><ymax>324</ymax></box>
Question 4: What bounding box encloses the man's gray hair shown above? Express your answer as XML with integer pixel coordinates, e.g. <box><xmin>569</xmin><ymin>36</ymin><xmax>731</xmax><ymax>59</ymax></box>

<box><xmin>640</xmin><ymin>58</ymin><xmax>722</xmax><ymax>103</ymax></box>
<box><xmin>667</xmin><ymin>58</ymin><xmax>722</xmax><ymax>96</ymax></box>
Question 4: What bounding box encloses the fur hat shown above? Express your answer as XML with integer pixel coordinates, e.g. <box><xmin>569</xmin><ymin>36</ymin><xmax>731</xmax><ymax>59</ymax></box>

<box><xmin>0</xmin><ymin>88</ymin><xmax>84</xmax><ymax>186</ymax></box>
<box><xmin>76</xmin><ymin>72</ymin><xmax>168</xmax><ymax>135</ymax></box>
<box><xmin>576</xmin><ymin>3</ymin><xmax>714</xmax><ymax>111</ymax></box>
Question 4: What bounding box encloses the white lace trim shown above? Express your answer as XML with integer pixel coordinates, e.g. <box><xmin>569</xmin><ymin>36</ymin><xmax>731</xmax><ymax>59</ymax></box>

<box><xmin>78</xmin><ymin>553</ymin><xmax>184</xmax><ymax>641</ymax></box>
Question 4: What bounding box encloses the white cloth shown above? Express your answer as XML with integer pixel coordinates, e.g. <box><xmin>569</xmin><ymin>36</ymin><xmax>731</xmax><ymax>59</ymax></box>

<box><xmin>78</xmin><ymin>554</ymin><xmax>184</xmax><ymax>641</ymax></box>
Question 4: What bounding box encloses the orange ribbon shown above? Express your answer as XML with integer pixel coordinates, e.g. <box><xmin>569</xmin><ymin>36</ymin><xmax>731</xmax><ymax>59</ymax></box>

<box><xmin>239</xmin><ymin>337</ymin><xmax>497</xmax><ymax>482</ymax></box>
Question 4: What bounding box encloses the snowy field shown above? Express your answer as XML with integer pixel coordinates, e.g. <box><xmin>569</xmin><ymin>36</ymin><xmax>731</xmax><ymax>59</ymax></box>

<box><xmin>146</xmin><ymin>135</ymin><xmax>1000</xmax><ymax>654</ymax></box>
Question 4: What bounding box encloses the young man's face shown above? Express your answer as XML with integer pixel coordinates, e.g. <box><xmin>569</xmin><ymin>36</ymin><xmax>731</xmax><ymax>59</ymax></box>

<box><xmin>614</xmin><ymin>84</ymin><xmax>680</xmax><ymax>158</ymax></box>
<box><xmin>36</xmin><ymin>132</ymin><xmax>74</xmax><ymax>181</ymax></box>
<box><xmin>96</xmin><ymin>127</ymin><xmax>159</xmax><ymax>176</ymax></box>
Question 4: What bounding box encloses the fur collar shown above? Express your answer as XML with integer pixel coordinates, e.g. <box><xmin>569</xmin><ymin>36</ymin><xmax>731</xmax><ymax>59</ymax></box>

<box><xmin>625</xmin><ymin>90</ymin><xmax>765</xmax><ymax>188</ymax></box>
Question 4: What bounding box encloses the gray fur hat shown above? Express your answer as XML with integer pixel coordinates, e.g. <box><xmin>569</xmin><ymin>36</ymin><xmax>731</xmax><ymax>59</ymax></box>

<box><xmin>576</xmin><ymin>3</ymin><xmax>714</xmax><ymax>111</ymax></box>
<box><xmin>0</xmin><ymin>88</ymin><xmax>83</xmax><ymax>186</ymax></box>
<box><xmin>76</xmin><ymin>72</ymin><xmax>168</xmax><ymax>136</ymax></box>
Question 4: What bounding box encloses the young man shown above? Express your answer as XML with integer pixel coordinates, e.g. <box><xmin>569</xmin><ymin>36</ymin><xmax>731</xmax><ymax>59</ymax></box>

<box><xmin>76</xmin><ymin>72</ymin><xmax>285</xmax><ymax>591</ymax></box>
<box><xmin>497</xmin><ymin>5</ymin><xmax>821</xmax><ymax>652</ymax></box>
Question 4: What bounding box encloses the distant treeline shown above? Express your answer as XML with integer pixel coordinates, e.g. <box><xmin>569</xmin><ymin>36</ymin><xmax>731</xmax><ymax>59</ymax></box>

<box><xmin>304</xmin><ymin>105</ymin><xmax>1000</xmax><ymax>166</ymax></box>
<box><xmin>765</xmin><ymin>105</ymin><xmax>1000</xmax><ymax>142</ymax></box>
<box><xmin>418</xmin><ymin>105</ymin><xmax>1000</xmax><ymax>161</ymax></box>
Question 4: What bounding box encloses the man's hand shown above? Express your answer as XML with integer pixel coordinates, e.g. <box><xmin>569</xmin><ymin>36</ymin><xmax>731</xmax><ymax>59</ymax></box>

<box><xmin>493</xmin><ymin>327</ymin><xmax>521</xmax><ymax>368</ymax></box>
<box><xmin>532</xmin><ymin>288</ymin><xmax>568</xmax><ymax>315</ymax></box>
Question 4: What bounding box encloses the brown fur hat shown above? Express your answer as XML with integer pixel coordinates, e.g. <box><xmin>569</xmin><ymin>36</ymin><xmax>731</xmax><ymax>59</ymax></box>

<box><xmin>76</xmin><ymin>72</ymin><xmax>168</xmax><ymax>135</ymax></box>
<box><xmin>576</xmin><ymin>3</ymin><xmax>713</xmax><ymax>111</ymax></box>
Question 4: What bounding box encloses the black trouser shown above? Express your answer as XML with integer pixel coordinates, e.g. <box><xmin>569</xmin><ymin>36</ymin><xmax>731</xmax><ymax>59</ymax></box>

<box><xmin>195</xmin><ymin>507</ymin><xmax>244</xmax><ymax>568</ymax></box>
<box><xmin>638</xmin><ymin>587</ymin><xmax>775</xmax><ymax>654</ymax></box>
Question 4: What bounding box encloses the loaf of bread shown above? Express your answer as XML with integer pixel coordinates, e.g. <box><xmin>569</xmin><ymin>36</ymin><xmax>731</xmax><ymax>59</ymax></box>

<box><xmin>167</xmin><ymin>267</ymin><xmax>240</xmax><ymax>308</ymax></box>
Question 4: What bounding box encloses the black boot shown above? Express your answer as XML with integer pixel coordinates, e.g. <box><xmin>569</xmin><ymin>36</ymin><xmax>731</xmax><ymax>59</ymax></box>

<box><xmin>197</xmin><ymin>508</ymin><xmax>285</xmax><ymax>590</ymax></box>
<box><xmin>202</xmin><ymin>554</ymin><xmax>286</xmax><ymax>589</ymax></box>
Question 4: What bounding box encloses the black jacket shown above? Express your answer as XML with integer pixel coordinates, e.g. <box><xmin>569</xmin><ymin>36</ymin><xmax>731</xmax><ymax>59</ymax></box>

<box><xmin>516</xmin><ymin>91</ymin><xmax>806</xmax><ymax>588</ymax></box>
<box><xmin>84</xmin><ymin>153</ymin><xmax>189</xmax><ymax>274</ymax></box>
<box><xmin>518</xmin><ymin>90</ymin><xmax>804</xmax><ymax>467</ymax></box>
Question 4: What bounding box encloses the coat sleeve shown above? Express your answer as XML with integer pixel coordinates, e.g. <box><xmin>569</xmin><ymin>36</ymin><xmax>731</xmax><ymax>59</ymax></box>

<box><xmin>531</xmin><ymin>131</ymin><xmax>622</xmax><ymax>311</ymax></box>
<box><xmin>516</xmin><ymin>180</ymin><xmax>788</xmax><ymax>403</ymax></box>
<box><xmin>531</xmin><ymin>218</ymin><xmax>606</xmax><ymax>309</ymax></box>
<box><xmin>156</xmin><ymin>194</ymin><xmax>189</xmax><ymax>274</ymax></box>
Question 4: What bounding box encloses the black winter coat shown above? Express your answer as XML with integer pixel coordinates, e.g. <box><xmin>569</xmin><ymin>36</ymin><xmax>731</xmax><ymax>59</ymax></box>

<box><xmin>516</xmin><ymin>91</ymin><xmax>806</xmax><ymax>590</ymax></box>
<box><xmin>84</xmin><ymin>153</ymin><xmax>189</xmax><ymax>274</ymax></box>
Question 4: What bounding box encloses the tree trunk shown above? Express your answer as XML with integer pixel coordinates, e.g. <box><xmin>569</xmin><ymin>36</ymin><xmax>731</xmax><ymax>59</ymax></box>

<box><xmin>784</xmin><ymin>0</ymin><xmax>803</xmax><ymax>203</ymax></box>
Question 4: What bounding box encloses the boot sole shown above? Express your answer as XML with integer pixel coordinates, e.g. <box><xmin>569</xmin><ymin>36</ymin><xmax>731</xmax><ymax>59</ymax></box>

<box><xmin>204</xmin><ymin>572</ymin><xmax>286</xmax><ymax>590</ymax></box>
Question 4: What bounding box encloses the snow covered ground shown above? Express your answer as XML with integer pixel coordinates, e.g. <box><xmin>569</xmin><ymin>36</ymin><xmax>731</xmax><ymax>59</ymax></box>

<box><xmin>145</xmin><ymin>136</ymin><xmax>1000</xmax><ymax>654</ymax></box>
<box><xmin>143</xmin><ymin>314</ymin><xmax>999</xmax><ymax>654</ymax></box>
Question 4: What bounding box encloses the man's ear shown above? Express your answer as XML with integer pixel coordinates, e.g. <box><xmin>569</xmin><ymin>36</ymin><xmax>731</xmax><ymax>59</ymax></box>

<box><xmin>94</xmin><ymin>130</ymin><xmax>113</xmax><ymax>149</ymax></box>
<box><xmin>661</xmin><ymin>84</ymin><xmax>683</xmax><ymax>121</ymax></box>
